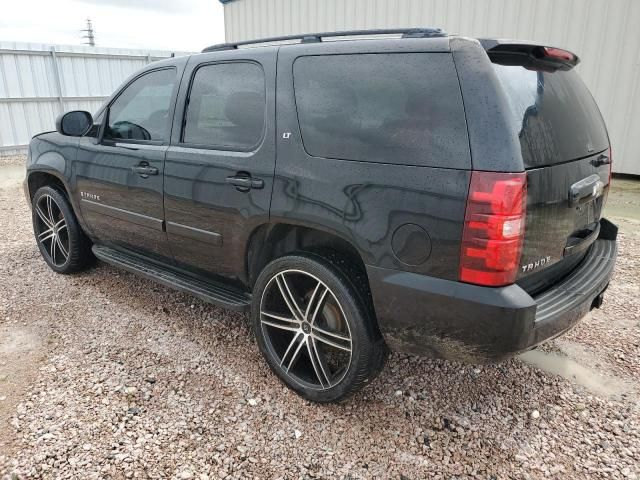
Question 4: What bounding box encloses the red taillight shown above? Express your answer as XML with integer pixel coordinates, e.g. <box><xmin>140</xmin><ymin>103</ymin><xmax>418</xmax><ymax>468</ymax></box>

<box><xmin>460</xmin><ymin>171</ymin><xmax>527</xmax><ymax>287</ymax></box>
<box><xmin>543</xmin><ymin>47</ymin><xmax>575</xmax><ymax>62</ymax></box>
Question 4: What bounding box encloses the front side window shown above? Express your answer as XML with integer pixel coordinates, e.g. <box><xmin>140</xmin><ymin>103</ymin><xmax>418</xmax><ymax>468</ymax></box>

<box><xmin>183</xmin><ymin>62</ymin><xmax>266</xmax><ymax>150</ymax></box>
<box><xmin>105</xmin><ymin>68</ymin><xmax>176</xmax><ymax>142</ymax></box>
<box><xmin>293</xmin><ymin>53</ymin><xmax>469</xmax><ymax>168</ymax></box>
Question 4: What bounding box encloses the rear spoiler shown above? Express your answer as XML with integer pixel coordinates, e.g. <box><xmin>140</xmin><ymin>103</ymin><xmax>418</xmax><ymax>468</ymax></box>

<box><xmin>479</xmin><ymin>39</ymin><xmax>580</xmax><ymax>71</ymax></box>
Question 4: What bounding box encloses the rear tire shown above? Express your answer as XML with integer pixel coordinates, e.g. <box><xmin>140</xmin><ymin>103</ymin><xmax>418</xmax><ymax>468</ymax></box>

<box><xmin>251</xmin><ymin>252</ymin><xmax>386</xmax><ymax>403</ymax></box>
<box><xmin>31</xmin><ymin>186</ymin><xmax>93</xmax><ymax>274</ymax></box>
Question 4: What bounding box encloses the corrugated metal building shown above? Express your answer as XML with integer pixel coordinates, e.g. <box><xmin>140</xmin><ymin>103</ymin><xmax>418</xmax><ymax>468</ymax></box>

<box><xmin>220</xmin><ymin>0</ymin><xmax>640</xmax><ymax>176</ymax></box>
<box><xmin>0</xmin><ymin>42</ymin><xmax>189</xmax><ymax>155</ymax></box>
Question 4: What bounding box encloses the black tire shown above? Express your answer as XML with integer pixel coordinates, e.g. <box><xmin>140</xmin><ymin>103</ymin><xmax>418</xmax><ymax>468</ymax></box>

<box><xmin>31</xmin><ymin>186</ymin><xmax>93</xmax><ymax>274</ymax></box>
<box><xmin>251</xmin><ymin>252</ymin><xmax>387</xmax><ymax>403</ymax></box>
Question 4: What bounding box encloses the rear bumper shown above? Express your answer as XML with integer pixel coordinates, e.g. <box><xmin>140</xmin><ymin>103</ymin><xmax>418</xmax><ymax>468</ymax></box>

<box><xmin>367</xmin><ymin>219</ymin><xmax>618</xmax><ymax>362</ymax></box>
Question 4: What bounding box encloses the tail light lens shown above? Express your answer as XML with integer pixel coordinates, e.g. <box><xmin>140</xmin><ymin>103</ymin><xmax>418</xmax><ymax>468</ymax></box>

<box><xmin>542</xmin><ymin>47</ymin><xmax>575</xmax><ymax>62</ymax></box>
<box><xmin>460</xmin><ymin>171</ymin><xmax>527</xmax><ymax>287</ymax></box>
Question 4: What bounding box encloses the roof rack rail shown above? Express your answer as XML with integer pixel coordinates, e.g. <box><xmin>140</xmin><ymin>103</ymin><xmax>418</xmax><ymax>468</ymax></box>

<box><xmin>202</xmin><ymin>27</ymin><xmax>446</xmax><ymax>53</ymax></box>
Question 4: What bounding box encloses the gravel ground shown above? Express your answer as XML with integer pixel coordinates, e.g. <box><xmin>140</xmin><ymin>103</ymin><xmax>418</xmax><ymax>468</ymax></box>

<box><xmin>1</xmin><ymin>156</ymin><xmax>639</xmax><ymax>479</ymax></box>
<box><xmin>0</xmin><ymin>155</ymin><xmax>28</xmax><ymax>167</ymax></box>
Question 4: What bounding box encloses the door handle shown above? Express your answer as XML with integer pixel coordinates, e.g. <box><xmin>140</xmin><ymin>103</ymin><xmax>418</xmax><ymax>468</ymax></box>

<box><xmin>569</xmin><ymin>174</ymin><xmax>604</xmax><ymax>207</ymax></box>
<box><xmin>131</xmin><ymin>163</ymin><xmax>159</xmax><ymax>177</ymax></box>
<box><xmin>226</xmin><ymin>173</ymin><xmax>264</xmax><ymax>192</ymax></box>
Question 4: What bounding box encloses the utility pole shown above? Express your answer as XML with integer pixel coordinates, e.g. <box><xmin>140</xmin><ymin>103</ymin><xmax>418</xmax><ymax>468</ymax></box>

<box><xmin>81</xmin><ymin>18</ymin><xmax>96</xmax><ymax>47</ymax></box>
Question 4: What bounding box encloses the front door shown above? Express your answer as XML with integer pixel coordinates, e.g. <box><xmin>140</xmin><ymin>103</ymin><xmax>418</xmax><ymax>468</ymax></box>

<box><xmin>164</xmin><ymin>49</ymin><xmax>277</xmax><ymax>284</ymax></box>
<box><xmin>76</xmin><ymin>65</ymin><xmax>182</xmax><ymax>262</ymax></box>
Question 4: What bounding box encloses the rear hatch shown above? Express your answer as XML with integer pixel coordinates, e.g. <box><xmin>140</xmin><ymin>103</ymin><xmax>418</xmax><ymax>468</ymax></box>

<box><xmin>486</xmin><ymin>42</ymin><xmax>611</xmax><ymax>294</ymax></box>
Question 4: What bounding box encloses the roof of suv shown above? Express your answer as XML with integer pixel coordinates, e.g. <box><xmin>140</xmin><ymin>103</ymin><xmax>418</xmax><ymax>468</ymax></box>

<box><xmin>199</xmin><ymin>29</ymin><xmax>579</xmax><ymax>71</ymax></box>
<box><xmin>201</xmin><ymin>27</ymin><xmax>449</xmax><ymax>53</ymax></box>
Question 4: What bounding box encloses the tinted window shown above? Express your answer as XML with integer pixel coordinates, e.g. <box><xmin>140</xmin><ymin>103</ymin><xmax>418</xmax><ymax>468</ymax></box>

<box><xmin>293</xmin><ymin>53</ymin><xmax>469</xmax><ymax>168</ymax></box>
<box><xmin>106</xmin><ymin>68</ymin><xmax>176</xmax><ymax>142</ymax></box>
<box><xmin>493</xmin><ymin>64</ymin><xmax>609</xmax><ymax>167</ymax></box>
<box><xmin>183</xmin><ymin>62</ymin><xmax>265</xmax><ymax>150</ymax></box>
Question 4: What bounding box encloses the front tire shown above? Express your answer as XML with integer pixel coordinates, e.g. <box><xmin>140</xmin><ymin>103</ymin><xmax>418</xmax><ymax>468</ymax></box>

<box><xmin>31</xmin><ymin>186</ymin><xmax>93</xmax><ymax>274</ymax></box>
<box><xmin>251</xmin><ymin>253</ymin><xmax>386</xmax><ymax>403</ymax></box>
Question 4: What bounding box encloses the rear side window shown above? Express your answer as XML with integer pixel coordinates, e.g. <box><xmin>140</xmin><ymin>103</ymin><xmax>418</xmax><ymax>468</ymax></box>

<box><xmin>183</xmin><ymin>62</ymin><xmax>266</xmax><ymax>150</ymax></box>
<box><xmin>493</xmin><ymin>64</ymin><xmax>609</xmax><ymax>167</ymax></box>
<box><xmin>293</xmin><ymin>53</ymin><xmax>470</xmax><ymax>168</ymax></box>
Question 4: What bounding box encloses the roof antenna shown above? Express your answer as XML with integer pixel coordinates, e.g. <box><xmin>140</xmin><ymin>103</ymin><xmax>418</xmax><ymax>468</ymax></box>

<box><xmin>81</xmin><ymin>18</ymin><xmax>96</xmax><ymax>47</ymax></box>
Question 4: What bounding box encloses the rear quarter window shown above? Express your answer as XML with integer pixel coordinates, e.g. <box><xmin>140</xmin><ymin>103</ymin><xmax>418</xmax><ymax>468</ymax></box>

<box><xmin>293</xmin><ymin>53</ymin><xmax>470</xmax><ymax>169</ymax></box>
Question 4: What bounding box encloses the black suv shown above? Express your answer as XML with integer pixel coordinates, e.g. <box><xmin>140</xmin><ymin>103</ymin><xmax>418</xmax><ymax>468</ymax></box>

<box><xmin>24</xmin><ymin>29</ymin><xmax>618</xmax><ymax>402</ymax></box>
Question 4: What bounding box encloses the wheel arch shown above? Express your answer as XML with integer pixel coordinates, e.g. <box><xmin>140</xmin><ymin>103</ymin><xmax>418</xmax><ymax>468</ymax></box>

<box><xmin>26</xmin><ymin>167</ymin><xmax>93</xmax><ymax>239</ymax></box>
<box><xmin>245</xmin><ymin>222</ymin><xmax>372</xmax><ymax>289</ymax></box>
<box><xmin>26</xmin><ymin>170</ymin><xmax>69</xmax><ymax>201</ymax></box>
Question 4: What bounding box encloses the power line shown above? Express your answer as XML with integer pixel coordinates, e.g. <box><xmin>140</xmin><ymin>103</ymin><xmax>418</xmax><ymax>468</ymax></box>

<box><xmin>81</xmin><ymin>18</ymin><xmax>96</xmax><ymax>47</ymax></box>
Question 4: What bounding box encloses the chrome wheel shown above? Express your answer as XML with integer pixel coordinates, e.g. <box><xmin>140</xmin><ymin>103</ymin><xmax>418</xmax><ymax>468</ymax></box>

<box><xmin>34</xmin><ymin>194</ymin><xmax>69</xmax><ymax>267</ymax></box>
<box><xmin>260</xmin><ymin>269</ymin><xmax>352</xmax><ymax>390</ymax></box>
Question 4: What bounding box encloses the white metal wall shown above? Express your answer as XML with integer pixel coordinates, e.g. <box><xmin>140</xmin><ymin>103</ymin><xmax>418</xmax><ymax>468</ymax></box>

<box><xmin>223</xmin><ymin>0</ymin><xmax>640</xmax><ymax>175</ymax></box>
<box><xmin>0</xmin><ymin>42</ymin><xmax>190</xmax><ymax>156</ymax></box>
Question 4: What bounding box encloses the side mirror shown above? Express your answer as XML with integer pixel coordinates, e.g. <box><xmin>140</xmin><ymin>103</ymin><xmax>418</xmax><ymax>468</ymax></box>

<box><xmin>55</xmin><ymin>110</ymin><xmax>93</xmax><ymax>137</ymax></box>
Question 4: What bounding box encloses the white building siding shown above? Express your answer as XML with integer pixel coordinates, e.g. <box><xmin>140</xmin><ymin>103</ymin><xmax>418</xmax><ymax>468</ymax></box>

<box><xmin>223</xmin><ymin>0</ymin><xmax>640</xmax><ymax>175</ymax></box>
<box><xmin>0</xmin><ymin>42</ymin><xmax>191</xmax><ymax>155</ymax></box>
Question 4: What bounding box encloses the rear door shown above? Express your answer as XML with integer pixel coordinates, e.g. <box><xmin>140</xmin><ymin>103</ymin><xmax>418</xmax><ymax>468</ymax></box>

<box><xmin>164</xmin><ymin>48</ymin><xmax>277</xmax><ymax>284</ymax></box>
<box><xmin>490</xmin><ymin>54</ymin><xmax>611</xmax><ymax>292</ymax></box>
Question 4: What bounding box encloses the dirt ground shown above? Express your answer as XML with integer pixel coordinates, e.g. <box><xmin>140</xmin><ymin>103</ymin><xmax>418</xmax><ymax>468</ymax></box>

<box><xmin>0</xmin><ymin>157</ymin><xmax>638</xmax><ymax>479</ymax></box>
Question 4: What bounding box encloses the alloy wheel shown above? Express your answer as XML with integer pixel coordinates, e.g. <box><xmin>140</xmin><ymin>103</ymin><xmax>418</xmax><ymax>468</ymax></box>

<box><xmin>34</xmin><ymin>194</ymin><xmax>69</xmax><ymax>267</ymax></box>
<box><xmin>259</xmin><ymin>269</ymin><xmax>353</xmax><ymax>390</ymax></box>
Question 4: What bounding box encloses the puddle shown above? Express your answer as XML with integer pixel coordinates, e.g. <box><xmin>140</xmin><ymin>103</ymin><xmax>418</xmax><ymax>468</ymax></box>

<box><xmin>0</xmin><ymin>164</ymin><xmax>25</xmax><ymax>189</ymax></box>
<box><xmin>605</xmin><ymin>177</ymin><xmax>640</xmax><ymax>222</ymax></box>
<box><xmin>0</xmin><ymin>328</ymin><xmax>39</xmax><ymax>356</ymax></box>
<box><xmin>519</xmin><ymin>349</ymin><xmax>635</xmax><ymax>399</ymax></box>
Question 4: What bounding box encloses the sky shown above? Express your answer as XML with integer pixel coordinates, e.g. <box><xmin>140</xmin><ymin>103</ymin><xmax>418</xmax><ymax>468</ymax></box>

<box><xmin>0</xmin><ymin>0</ymin><xmax>226</xmax><ymax>52</ymax></box>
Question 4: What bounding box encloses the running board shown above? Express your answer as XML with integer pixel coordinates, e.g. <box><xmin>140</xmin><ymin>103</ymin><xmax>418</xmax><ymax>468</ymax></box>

<box><xmin>92</xmin><ymin>245</ymin><xmax>251</xmax><ymax>311</ymax></box>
